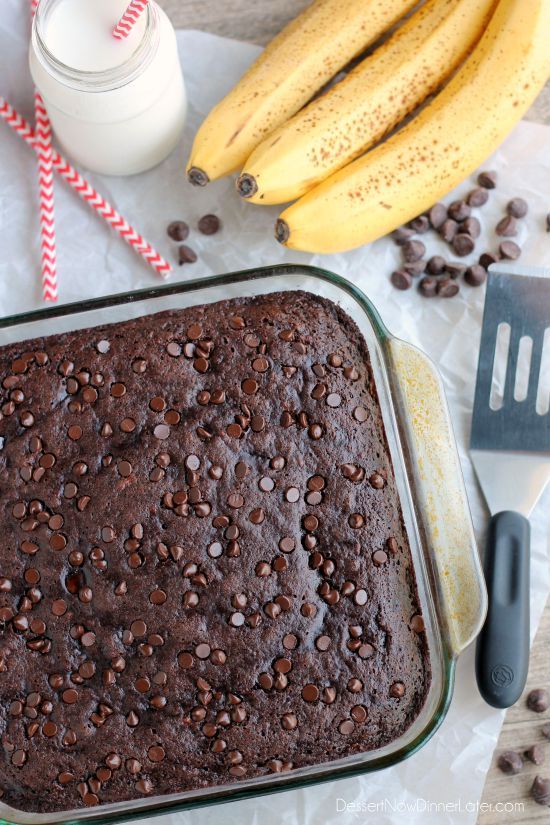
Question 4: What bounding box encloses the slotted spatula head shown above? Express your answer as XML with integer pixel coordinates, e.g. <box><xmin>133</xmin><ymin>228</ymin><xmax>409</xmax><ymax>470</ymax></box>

<box><xmin>470</xmin><ymin>265</ymin><xmax>550</xmax><ymax>516</ymax></box>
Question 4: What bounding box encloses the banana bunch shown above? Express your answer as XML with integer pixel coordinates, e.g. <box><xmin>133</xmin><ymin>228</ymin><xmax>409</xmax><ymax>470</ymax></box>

<box><xmin>187</xmin><ymin>0</ymin><xmax>550</xmax><ymax>255</ymax></box>
<box><xmin>186</xmin><ymin>0</ymin><xmax>419</xmax><ymax>185</ymax></box>
<box><xmin>237</xmin><ymin>0</ymin><xmax>498</xmax><ymax>205</ymax></box>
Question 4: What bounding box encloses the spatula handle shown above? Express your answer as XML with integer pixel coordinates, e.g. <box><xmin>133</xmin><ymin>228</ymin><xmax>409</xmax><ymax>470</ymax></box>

<box><xmin>475</xmin><ymin>511</ymin><xmax>530</xmax><ymax>708</ymax></box>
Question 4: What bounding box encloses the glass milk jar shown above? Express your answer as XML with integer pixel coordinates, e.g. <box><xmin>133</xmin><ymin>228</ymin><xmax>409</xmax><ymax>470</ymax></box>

<box><xmin>30</xmin><ymin>0</ymin><xmax>187</xmax><ymax>176</ymax></box>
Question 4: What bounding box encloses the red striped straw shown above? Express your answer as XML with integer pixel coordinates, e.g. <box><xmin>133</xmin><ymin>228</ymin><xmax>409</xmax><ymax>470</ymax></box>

<box><xmin>0</xmin><ymin>98</ymin><xmax>172</xmax><ymax>279</ymax></box>
<box><xmin>113</xmin><ymin>0</ymin><xmax>149</xmax><ymax>40</ymax></box>
<box><xmin>31</xmin><ymin>0</ymin><xmax>58</xmax><ymax>302</ymax></box>
<box><xmin>34</xmin><ymin>92</ymin><xmax>58</xmax><ymax>301</ymax></box>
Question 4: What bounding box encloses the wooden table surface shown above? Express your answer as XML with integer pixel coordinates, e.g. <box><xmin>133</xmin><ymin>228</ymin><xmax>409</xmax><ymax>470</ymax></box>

<box><xmin>160</xmin><ymin>3</ymin><xmax>550</xmax><ymax>822</ymax></box>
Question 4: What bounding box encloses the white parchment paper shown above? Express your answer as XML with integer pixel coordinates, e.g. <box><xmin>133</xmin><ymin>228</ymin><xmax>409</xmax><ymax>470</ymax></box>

<box><xmin>0</xmin><ymin>2</ymin><xmax>549</xmax><ymax>822</ymax></box>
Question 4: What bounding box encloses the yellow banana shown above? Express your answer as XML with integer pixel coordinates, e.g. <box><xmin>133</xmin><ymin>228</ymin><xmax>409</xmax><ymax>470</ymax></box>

<box><xmin>186</xmin><ymin>0</ymin><xmax>418</xmax><ymax>186</ymax></box>
<box><xmin>238</xmin><ymin>0</ymin><xmax>499</xmax><ymax>206</ymax></box>
<box><xmin>276</xmin><ymin>0</ymin><xmax>550</xmax><ymax>254</ymax></box>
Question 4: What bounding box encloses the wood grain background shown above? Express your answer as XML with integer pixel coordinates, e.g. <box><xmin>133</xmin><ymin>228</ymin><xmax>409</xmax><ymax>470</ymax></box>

<box><xmin>159</xmin><ymin>3</ymin><xmax>550</xmax><ymax>822</ymax></box>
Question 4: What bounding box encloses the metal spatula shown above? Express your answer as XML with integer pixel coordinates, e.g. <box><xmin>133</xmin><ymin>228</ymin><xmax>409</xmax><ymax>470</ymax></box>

<box><xmin>471</xmin><ymin>265</ymin><xmax>550</xmax><ymax>708</ymax></box>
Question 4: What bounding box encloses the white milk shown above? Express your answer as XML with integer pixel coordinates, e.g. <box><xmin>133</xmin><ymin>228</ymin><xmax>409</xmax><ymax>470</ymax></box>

<box><xmin>30</xmin><ymin>0</ymin><xmax>187</xmax><ymax>176</ymax></box>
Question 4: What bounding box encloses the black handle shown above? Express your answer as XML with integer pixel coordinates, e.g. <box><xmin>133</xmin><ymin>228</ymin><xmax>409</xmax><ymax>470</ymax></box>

<box><xmin>475</xmin><ymin>511</ymin><xmax>530</xmax><ymax>708</ymax></box>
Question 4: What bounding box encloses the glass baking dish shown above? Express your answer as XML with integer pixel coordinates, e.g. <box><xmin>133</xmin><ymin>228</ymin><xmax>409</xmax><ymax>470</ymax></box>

<box><xmin>0</xmin><ymin>263</ymin><xmax>487</xmax><ymax>825</ymax></box>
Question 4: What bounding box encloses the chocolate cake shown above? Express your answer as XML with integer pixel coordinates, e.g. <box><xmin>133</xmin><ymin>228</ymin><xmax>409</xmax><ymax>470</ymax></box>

<box><xmin>0</xmin><ymin>291</ymin><xmax>430</xmax><ymax>813</ymax></box>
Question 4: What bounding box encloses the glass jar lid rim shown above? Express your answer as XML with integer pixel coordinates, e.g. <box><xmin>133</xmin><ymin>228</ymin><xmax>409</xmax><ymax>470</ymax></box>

<box><xmin>32</xmin><ymin>0</ymin><xmax>159</xmax><ymax>92</ymax></box>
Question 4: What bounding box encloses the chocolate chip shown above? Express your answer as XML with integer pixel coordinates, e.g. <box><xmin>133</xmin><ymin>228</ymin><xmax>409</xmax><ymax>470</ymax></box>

<box><xmin>410</xmin><ymin>614</ymin><xmax>425</xmax><ymax>632</ymax></box>
<box><xmin>348</xmin><ymin>513</ymin><xmax>364</xmax><ymax>529</ymax></box>
<box><xmin>462</xmin><ymin>216</ymin><xmax>481</xmax><ymax>239</ymax></box>
<box><xmin>448</xmin><ymin>200</ymin><xmax>471</xmax><ymax>222</ymax></box>
<box><xmin>426</xmin><ymin>256</ymin><xmax>446</xmax><ymax>275</ymax></box>
<box><xmin>372</xmin><ymin>550</ymin><xmax>388</xmax><ymax>566</ymax></box>
<box><xmin>478</xmin><ymin>170</ymin><xmax>497</xmax><ymax>189</ymax></box>
<box><xmin>496</xmin><ymin>215</ymin><xmax>517</xmax><ymax>237</ymax></box>
<box><xmin>452</xmin><ymin>233</ymin><xmax>475</xmax><ymax>257</ymax></box>
<box><xmin>315</xmin><ymin>635</ymin><xmax>331</xmax><ymax>651</ymax></box>
<box><xmin>497</xmin><ymin>751</ymin><xmax>523</xmax><ymax>774</ymax></box>
<box><xmin>467</xmin><ymin>188</ymin><xmax>489</xmax><ymax>207</ymax></box>
<box><xmin>12</xmin><ymin>749</ymin><xmax>27</xmax><ymax>767</ymax></box>
<box><xmin>198</xmin><ymin>214</ymin><xmax>221</xmax><ymax>235</ymax></box>
<box><xmin>168</xmin><ymin>220</ymin><xmax>189</xmax><ymax>242</ymax></box>
<box><xmin>195</xmin><ymin>643</ymin><xmax>211</xmax><ymax>659</ymax></box>
<box><xmin>353</xmin><ymin>406</ymin><xmax>367</xmax><ymax>423</ymax></box>
<box><xmin>350</xmin><ymin>705</ymin><xmax>368</xmax><ymax>723</ymax></box>
<box><xmin>402</xmin><ymin>240</ymin><xmax>425</xmax><ymax>262</ymax></box>
<box><xmin>438</xmin><ymin>278</ymin><xmax>460</xmax><ymax>298</ymax></box>
<box><xmin>338</xmin><ymin>720</ymin><xmax>354</xmax><ymax>735</ymax></box>
<box><xmin>439</xmin><ymin>218</ymin><xmax>458</xmax><ymax>243</ymax></box>
<box><xmin>479</xmin><ymin>252</ymin><xmax>499</xmax><ymax>269</ymax></box>
<box><xmin>465</xmin><ymin>264</ymin><xmax>487</xmax><ymax>287</ymax></box>
<box><xmin>148</xmin><ymin>745</ymin><xmax>165</xmax><ymax>762</ymax></box>
<box><xmin>499</xmin><ymin>240</ymin><xmax>521</xmax><ymax>260</ymax></box>
<box><xmin>302</xmin><ymin>684</ymin><xmax>319</xmax><ymax>702</ymax></box>
<box><xmin>390</xmin><ymin>681</ymin><xmax>405</xmax><ymax>698</ymax></box>
<box><xmin>418</xmin><ymin>276</ymin><xmax>438</xmax><ymax>297</ymax></box>
<box><xmin>62</xmin><ymin>689</ymin><xmax>78</xmax><ymax>704</ymax></box>
<box><xmin>532</xmin><ymin>776</ymin><xmax>550</xmax><ymax>807</ymax></box>
<box><xmin>402</xmin><ymin>260</ymin><xmax>425</xmax><ymax>277</ymax></box>
<box><xmin>526</xmin><ymin>745</ymin><xmax>545</xmax><ymax>766</ymax></box>
<box><xmin>285</xmin><ymin>486</ymin><xmax>300</xmax><ymax>503</ymax></box>
<box><xmin>178</xmin><ymin>245</ymin><xmax>197</xmax><ymax>265</ymax></box>
<box><xmin>428</xmin><ymin>203</ymin><xmax>447</xmax><ymax>229</ymax></box>
<box><xmin>390</xmin><ymin>270</ymin><xmax>412</xmax><ymax>290</ymax></box>
<box><xmin>445</xmin><ymin>261</ymin><xmax>467</xmax><ymax>279</ymax></box>
<box><xmin>409</xmin><ymin>214</ymin><xmax>430</xmax><ymax>234</ymax></box>
<box><xmin>354</xmin><ymin>588</ymin><xmax>367</xmax><ymax>606</ymax></box>
<box><xmin>281</xmin><ymin>712</ymin><xmax>297</xmax><ymax>730</ymax></box>
<box><xmin>392</xmin><ymin>226</ymin><xmax>415</xmax><ymax>244</ymax></box>
<box><xmin>527</xmin><ymin>688</ymin><xmax>550</xmax><ymax>713</ymax></box>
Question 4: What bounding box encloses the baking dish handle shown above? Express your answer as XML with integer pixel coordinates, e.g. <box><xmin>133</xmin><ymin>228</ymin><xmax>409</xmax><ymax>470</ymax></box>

<box><xmin>387</xmin><ymin>338</ymin><xmax>487</xmax><ymax>659</ymax></box>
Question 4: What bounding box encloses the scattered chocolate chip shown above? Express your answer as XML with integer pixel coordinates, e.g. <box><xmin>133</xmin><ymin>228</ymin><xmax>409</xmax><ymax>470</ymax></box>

<box><xmin>499</xmin><ymin>240</ymin><xmax>521</xmax><ymax>260</ymax></box>
<box><xmin>198</xmin><ymin>214</ymin><xmax>221</xmax><ymax>235</ymax></box>
<box><xmin>403</xmin><ymin>260</ymin><xmax>425</xmax><ymax>276</ymax></box>
<box><xmin>426</xmin><ymin>255</ymin><xmax>446</xmax><ymax>275</ymax></box>
<box><xmin>507</xmin><ymin>197</ymin><xmax>528</xmax><ymax>218</ymax></box>
<box><xmin>531</xmin><ymin>776</ymin><xmax>550</xmax><ymax>807</ymax></box>
<box><xmin>497</xmin><ymin>751</ymin><xmax>523</xmax><ymax>774</ymax></box>
<box><xmin>467</xmin><ymin>188</ymin><xmax>489</xmax><ymax>207</ymax></box>
<box><xmin>428</xmin><ymin>203</ymin><xmax>447</xmax><ymax>229</ymax></box>
<box><xmin>392</xmin><ymin>226</ymin><xmax>415</xmax><ymax>244</ymax></box>
<box><xmin>462</xmin><ymin>216</ymin><xmax>481</xmax><ymax>239</ymax></box>
<box><xmin>526</xmin><ymin>745</ymin><xmax>545</xmax><ymax>766</ymax></box>
<box><xmin>178</xmin><ymin>245</ymin><xmax>198</xmax><ymax>265</ymax></box>
<box><xmin>452</xmin><ymin>233</ymin><xmax>475</xmax><ymax>257</ymax></box>
<box><xmin>448</xmin><ymin>200</ymin><xmax>471</xmax><ymax>222</ymax></box>
<box><xmin>167</xmin><ymin>221</ymin><xmax>189</xmax><ymax>242</ymax></box>
<box><xmin>527</xmin><ymin>688</ymin><xmax>550</xmax><ymax>713</ymax></box>
<box><xmin>402</xmin><ymin>240</ymin><xmax>425</xmax><ymax>262</ymax></box>
<box><xmin>479</xmin><ymin>251</ymin><xmax>499</xmax><ymax>269</ymax></box>
<box><xmin>418</xmin><ymin>276</ymin><xmax>438</xmax><ymax>297</ymax></box>
<box><xmin>478</xmin><ymin>170</ymin><xmax>497</xmax><ymax>189</ymax></box>
<box><xmin>465</xmin><ymin>265</ymin><xmax>487</xmax><ymax>287</ymax></box>
<box><xmin>496</xmin><ymin>215</ymin><xmax>517</xmax><ymax>237</ymax></box>
<box><xmin>409</xmin><ymin>215</ymin><xmax>430</xmax><ymax>234</ymax></box>
<box><xmin>390</xmin><ymin>270</ymin><xmax>412</xmax><ymax>290</ymax></box>
<box><xmin>439</xmin><ymin>218</ymin><xmax>458</xmax><ymax>243</ymax></box>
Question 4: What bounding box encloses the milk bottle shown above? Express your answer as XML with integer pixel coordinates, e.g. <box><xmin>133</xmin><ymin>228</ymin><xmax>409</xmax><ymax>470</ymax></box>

<box><xmin>30</xmin><ymin>0</ymin><xmax>187</xmax><ymax>176</ymax></box>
